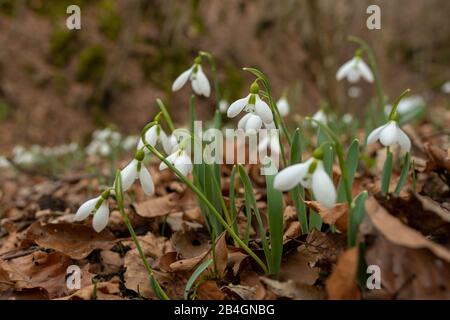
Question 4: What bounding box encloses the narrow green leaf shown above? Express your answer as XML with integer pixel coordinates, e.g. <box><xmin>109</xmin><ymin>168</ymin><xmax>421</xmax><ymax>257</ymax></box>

<box><xmin>184</xmin><ymin>259</ymin><xmax>213</xmax><ymax>300</ymax></box>
<box><xmin>229</xmin><ymin>165</ymin><xmax>239</xmax><ymax>243</ymax></box>
<box><xmin>348</xmin><ymin>191</ymin><xmax>368</xmax><ymax>247</ymax></box>
<box><xmin>266</xmin><ymin>173</ymin><xmax>284</xmax><ymax>275</ymax></box>
<box><xmin>394</xmin><ymin>152</ymin><xmax>411</xmax><ymax>195</ymax></box>
<box><xmin>381</xmin><ymin>149</ymin><xmax>393</xmax><ymax>195</ymax></box>
<box><xmin>337</xmin><ymin>139</ymin><xmax>359</xmax><ymax>202</ymax></box>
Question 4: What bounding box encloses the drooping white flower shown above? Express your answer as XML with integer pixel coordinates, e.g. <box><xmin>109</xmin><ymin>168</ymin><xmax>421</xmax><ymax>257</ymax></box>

<box><xmin>74</xmin><ymin>190</ymin><xmax>111</xmax><ymax>233</ymax></box>
<box><xmin>274</xmin><ymin>153</ymin><xmax>337</xmax><ymax>208</ymax></box>
<box><xmin>119</xmin><ymin>152</ymin><xmax>155</xmax><ymax>196</ymax></box>
<box><xmin>258</xmin><ymin>122</ymin><xmax>280</xmax><ymax>155</ymax></box>
<box><xmin>384</xmin><ymin>95</ymin><xmax>425</xmax><ymax>116</ymax></box>
<box><xmin>342</xmin><ymin>113</ymin><xmax>353</xmax><ymax>124</ymax></box>
<box><xmin>159</xmin><ymin>148</ymin><xmax>193</xmax><ymax>176</ymax></box>
<box><xmin>227</xmin><ymin>82</ymin><xmax>273</xmax><ymax>131</ymax></box>
<box><xmin>219</xmin><ymin>100</ymin><xmax>229</xmax><ymax>114</ymax></box>
<box><xmin>276</xmin><ymin>97</ymin><xmax>290</xmax><ymax>117</ymax></box>
<box><xmin>137</xmin><ymin>124</ymin><xmax>172</xmax><ymax>154</ymax></box>
<box><xmin>172</xmin><ymin>57</ymin><xmax>210</xmax><ymax>97</ymax></box>
<box><xmin>442</xmin><ymin>81</ymin><xmax>450</xmax><ymax>94</ymax></box>
<box><xmin>336</xmin><ymin>56</ymin><xmax>373</xmax><ymax>83</ymax></box>
<box><xmin>367</xmin><ymin>120</ymin><xmax>411</xmax><ymax>151</ymax></box>
<box><xmin>312</xmin><ymin>110</ymin><xmax>328</xmax><ymax>126</ymax></box>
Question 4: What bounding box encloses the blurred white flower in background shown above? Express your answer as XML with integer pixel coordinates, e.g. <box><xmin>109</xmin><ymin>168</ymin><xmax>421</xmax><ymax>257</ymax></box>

<box><xmin>219</xmin><ymin>100</ymin><xmax>229</xmax><ymax>114</ymax></box>
<box><xmin>342</xmin><ymin>113</ymin><xmax>354</xmax><ymax>124</ymax></box>
<box><xmin>384</xmin><ymin>95</ymin><xmax>425</xmax><ymax>116</ymax></box>
<box><xmin>276</xmin><ymin>97</ymin><xmax>290</xmax><ymax>117</ymax></box>
<box><xmin>336</xmin><ymin>56</ymin><xmax>374</xmax><ymax>83</ymax></box>
<box><xmin>0</xmin><ymin>156</ymin><xmax>10</xmax><ymax>168</ymax></box>
<box><xmin>347</xmin><ymin>86</ymin><xmax>362</xmax><ymax>99</ymax></box>
<box><xmin>441</xmin><ymin>81</ymin><xmax>450</xmax><ymax>94</ymax></box>
<box><xmin>312</xmin><ymin>110</ymin><xmax>328</xmax><ymax>126</ymax></box>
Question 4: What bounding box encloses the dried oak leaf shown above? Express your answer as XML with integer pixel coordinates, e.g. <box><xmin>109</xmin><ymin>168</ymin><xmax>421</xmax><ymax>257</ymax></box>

<box><xmin>134</xmin><ymin>193</ymin><xmax>180</xmax><ymax>218</ymax></box>
<box><xmin>0</xmin><ymin>251</ymin><xmax>93</xmax><ymax>298</ymax></box>
<box><xmin>170</xmin><ymin>228</ymin><xmax>211</xmax><ymax>259</ymax></box>
<box><xmin>25</xmin><ymin>221</ymin><xmax>115</xmax><ymax>259</ymax></box>
<box><xmin>363</xmin><ymin>197</ymin><xmax>450</xmax><ymax>299</ymax></box>
<box><xmin>424</xmin><ymin>142</ymin><xmax>450</xmax><ymax>172</ymax></box>
<box><xmin>223</xmin><ymin>284</ymin><xmax>256</xmax><ymax>300</ymax></box>
<box><xmin>325</xmin><ymin>247</ymin><xmax>360</xmax><ymax>300</ymax></box>
<box><xmin>196</xmin><ymin>280</ymin><xmax>225</xmax><ymax>300</ymax></box>
<box><xmin>305</xmin><ymin>201</ymin><xmax>348</xmax><ymax>232</ymax></box>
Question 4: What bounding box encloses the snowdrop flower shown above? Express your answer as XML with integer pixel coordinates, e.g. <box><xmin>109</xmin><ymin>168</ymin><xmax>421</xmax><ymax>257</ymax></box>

<box><xmin>219</xmin><ymin>100</ymin><xmax>229</xmax><ymax>114</ymax></box>
<box><xmin>336</xmin><ymin>56</ymin><xmax>373</xmax><ymax>83</ymax></box>
<box><xmin>258</xmin><ymin>122</ymin><xmax>280</xmax><ymax>155</ymax></box>
<box><xmin>227</xmin><ymin>82</ymin><xmax>273</xmax><ymax>131</ymax></box>
<box><xmin>172</xmin><ymin>57</ymin><xmax>210</xmax><ymax>97</ymax></box>
<box><xmin>0</xmin><ymin>156</ymin><xmax>10</xmax><ymax>168</ymax></box>
<box><xmin>311</xmin><ymin>109</ymin><xmax>328</xmax><ymax>127</ymax></box>
<box><xmin>159</xmin><ymin>144</ymin><xmax>193</xmax><ymax>176</ymax></box>
<box><xmin>274</xmin><ymin>148</ymin><xmax>336</xmax><ymax>208</ymax></box>
<box><xmin>367</xmin><ymin>120</ymin><xmax>411</xmax><ymax>151</ymax></box>
<box><xmin>342</xmin><ymin>113</ymin><xmax>353</xmax><ymax>124</ymax></box>
<box><xmin>74</xmin><ymin>189</ymin><xmax>111</xmax><ymax>232</ymax></box>
<box><xmin>276</xmin><ymin>97</ymin><xmax>290</xmax><ymax>117</ymax></box>
<box><xmin>442</xmin><ymin>81</ymin><xmax>450</xmax><ymax>94</ymax></box>
<box><xmin>384</xmin><ymin>95</ymin><xmax>425</xmax><ymax>116</ymax></box>
<box><xmin>138</xmin><ymin>124</ymin><xmax>172</xmax><ymax>154</ymax></box>
<box><xmin>119</xmin><ymin>150</ymin><xmax>155</xmax><ymax>195</ymax></box>
<box><xmin>348</xmin><ymin>86</ymin><xmax>362</xmax><ymax>99</ymax></box>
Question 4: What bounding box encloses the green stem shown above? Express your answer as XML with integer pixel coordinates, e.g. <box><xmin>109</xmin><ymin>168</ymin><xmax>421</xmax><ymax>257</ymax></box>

<box><xmin>388</xmin><ymin>88</ymin><xmax>411</xmax><ymax>120</ymax></box>
<box><xmin>199</xmin><ymin>51</ymin><xmax>221</xmax><ymax>110</ymax></box>
<box><xmin>141</xmin><ymin>140</ymin><xmax>268</xmax><ymax>274</ymax></box>
<box><xmin>349</xmin><ymin>36</ymin><xmax>385</xmax><ymax>115</ymax></box>
<box><xmin>156</xmin><ymin>99</ymin><xmax>175</xmax><ymax>133</ymax></box>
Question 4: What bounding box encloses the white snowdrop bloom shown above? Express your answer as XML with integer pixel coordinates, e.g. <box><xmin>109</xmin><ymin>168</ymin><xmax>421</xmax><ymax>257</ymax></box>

<box><xmin>342</xmin><ymin>113</ymin><xmax>353</xmax><ymax>124</ymax></box>
<box><xmin>237</xmin><ymin>112</ymin><xmax>263</xmax><ymax>133</ymax></box>
<box><xmin>258</xmin><ymin>123</ymin><xmax>280</xmax><ymax>155</ymax></box>
<box><xmin>227</xmin><ymin>83</ymin><xmax>273</xmax><ymax>126</ymax></box>
<box><xmin>276</xmin><ymin>97</ymin><xmax>290</xmax><ymax>117</ymax></box>
<box><xmin>159</xmin><ymin>148</ymin><xmax>193</xmax><ymax>176</ymax></box>
<box><xmin>219</xmin><ymin>100</ymin><xmax>229</xmax><ymax>114</ymax></box>
<box><xmin>119</xmin><ymin>153</ymin><xmax>155</xmax><ymax>196</ymax></box>
<box><xmin>336</xmin><ymin>56</ymin><xmax>373</xmax><ymax>83</ymax></box>
<box><xmin>348</xmin><ymin>86</ymin><xmax>362</xmax><ymax>99</ymax></box>
<box><xmin>172</xmin><ymin>57</ymin><xmax>210</xmax><ymax>97</ymax></box>
<box><xmin>0</xmin><ymin>156</ymin><xmax>10</xmax><ymax>168</ymax></box>
<box><xmin>367</xmin><ymin>120</ymin><xmax>411</xmax><ymax>151</ymax></box>
<box><xmin>274</xmin><ymin>154</ymin><xmax>337</xmax><ymax>208</ymax></box>
<box><xmin>384</xmin><ymin>95</ymin><xmax>425</xmax><ymax>116</ymax></box>
<box><xmin>442</xmin><ymin>81</ymin><xmax>450</xmax><ymax>94</ymax></box>
<box><xmin>138</xmin><ymin>124</ymin><xmax>172</xmax><ymax>154</ymax></box>
<box><xmin>74</xmin><ymin>189</ymin><xmax>111</xmax><ymax>233</ymax></box>
<box><xmin>122</xmin><ymin>135</ymin><xmax>139</xmax><ymax>151</ymax></box>
<box><xmin>311</xmin><ymin>110</ymin><xmax>328</xmax><ymax>127</ymax></box>
<box><xmin>12</xmin><ymin>146</ymin><xmax>35</xmax><ymax>165</ymax></box>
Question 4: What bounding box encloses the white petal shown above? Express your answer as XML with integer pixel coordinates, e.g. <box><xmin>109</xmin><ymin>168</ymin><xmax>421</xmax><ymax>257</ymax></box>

<box><xmin>219</xmin><ymin>100</ymin><xmax>229</xmax><ymax>113</ymax></box>
<box><xmin>92</xmin><ymin>202</ymin><xmax>109</xmax><ymax>232</ymax></box>
<box><xmin>269</xmin><ymin>136</ymin><xmax>281</xmax><ymax>155</ymax></box>
<box><xmin>347</xmin><ymin>68</ymin><xmax>361</xmax><ymax>83</ymax></box>
<box><xmin>379</xmin><ymin>121</ymin><xmax>398</xmax><ymax>146</ymax></box>
<box><xmin>367</xmin><ymin>123</ymin><xmax>388</xmax><ymax>145</ymax></box>
<box><xmin>396</xmin><ymin>127</ymin><xmax>411</xmax><ymax>151</ymax></box>
<box><xmin>158</xmin><ymin>129</ymin><xmax>172</xmax><ymax>154</ymax></box>
<box><xmin>245</xmin><ymin>114</ymin><xmax>262</xmax><ymax>132</ymax></box>
<box><xmin>276</xmin><ymin>98</ymin><xmax>290</xmax><ymax>117</ymax></box>
<box><xmin>120</xmin><ymin>159</ymin><xmax>138</xmax><ymax>191</ymax></box>
<box><xmin>159</xmin><ymin>152</ymin><xmax>178</xmax><ymax>171</ymax></box>
<box><xmin>196</xmin><ymin>66</ymin><xmax>210</xmax><ymax>97</ymax></box>
<box><xmin>257</xmin><ymin>136</ymin><xmax>269</xmax><ymax>153</ymax></box>
<box><xmin>273</xmin><ymin>159</ymin><xmax>312</xmax><ymax>191</ymax></box>
<box><xmin>311</xmin><ymin>162</ymin><xmax>336</xmax><ymax>208</ymax></box>
<box><xmin>255</xmin><ymin>96</ymin><xmax>273</xmax><ymax>124</ymax></box>
<box><xmin>74</xmin><ymin>197</ymin><xmax>99</xmax><ymax>221</ymax></box>
<box><xmin>191</xmin><ymin>77</ymin><xmax>203</xmax><ymax>96</ymax></box>
<box><xmin>227</xmin><ymin>96</ymin><xmax>249</xmax><ymax>118</ymax></box>
<box><xmin>238</xmin><ymin>113</ymin><xmax>252</xmax><ymax>130</ymax></box>
<box><xmin>175</xmin><ymin>153</ymin><xmax>192</xmax><ymax>176</ymax></box>
<box><xmin>139</xmin><ymin>166</ymin><xmax>155</xmax><ymax>195</ymax></box>
<box><xmin>357</xmin><ymin>60</ymin><xmax>374</xmax><ymax>82</ymax></box>
<box><xmin>336</xmin><ymin>59</ymin><xmax>354</xmax><ymax>80</ymax></box>
<box><xmin>172</xmin><ymin>67</ymin><xmax>193</xmax><ymax>91</ymax></box>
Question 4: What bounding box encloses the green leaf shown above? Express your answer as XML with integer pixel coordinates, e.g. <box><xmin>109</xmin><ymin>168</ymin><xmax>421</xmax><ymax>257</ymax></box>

<box><xmin>266</xmin><ymin>173</ymin><xmax>284</xmax><ymax>275</ymax></box>
<box><xmin>381</xmin><ymin>149</ymin><xmax>393</xmax><ymax>195</ymax></box>
<box><xmin>394</xmin><ymin>152</ymin><xmax>411</xmax><ymax>195</ymax></box>
<box><xmin>348</xmin><ymin>191</ymin><xmax>368</xmax><ymax>247</ymax></box>
<box><xmin>289</xmin><ymin>129</ymin><xmax>308</xmax><ymax>234</ymax></box>
<box><xmin>184</xmin><ymin>259</ymin><xmax>213</xmax><ymax>300</ymax></box>
<box><xmin>337</xmin><ymin>139</ymin><xmax>359</xmax><ymax>202</ymax></box>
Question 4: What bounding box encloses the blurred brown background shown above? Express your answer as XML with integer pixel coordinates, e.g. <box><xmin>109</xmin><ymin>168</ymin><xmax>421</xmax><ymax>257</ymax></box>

<box><xmin>0</xmin><ymin>0</ymin><xmax>449</xmax><ymax>153</ymax></box>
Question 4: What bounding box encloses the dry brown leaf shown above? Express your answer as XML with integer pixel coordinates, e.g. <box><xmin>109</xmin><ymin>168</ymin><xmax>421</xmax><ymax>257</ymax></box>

<box><xmin>25</xmin><ymin>221</ymin><xmax>115</xmax><ymax>259</ymax></box>
<box><xmin>363</xmin><ymin>197</ymin><xmax>450</xmax><ymax>299</ymax></box>
<box><xmin>196</xmin><ymin>280</ymin><xmax>224</xmax><ymax>300</ymax></box>
<box><xmin>305</xmin><ymin>201</ymin><xmax>348</xmax><ymax>232</ymax></box>
<box><xmin>424</xmin><ymin>142</ymin><xmax>450</xmax><ymax>171</ymax></box>
<box><xmin>0</xmin><ymin>251</ymin><xmax>93</xmax><ymax>298</ymax></box>
<box><xmin>134</xmin><ymin>193</ymin><xmax>180</xmax><ymax>218</ymax></box>
<box><xmin>171</xmin><ymin>228</ymin><xmax>211</xmax><ymax>259</ymax></box>
<box><xmin>123</xmin><ymin>232</ymin><xmax>174</xmax><ymax>259</ymax></box>
<box><xmin>325</xmin><ymin>247</ymin><xmax>360</xmax><ymax>300</ymax></box>
<box><xmin>57</xmin><ymin>281</ymin><xmax>121</xmax><ymax>300</ymax></box>
<box><xmin>261</xmin><ymin>277</ymin><xmax>325</xmax><ymax>300</ymax></box>
<box><xmin>223</xmin><ymin>284</ymin><xmax>256</xmax><ymax>300</ymax></box>
<box><xmin>279</xmin><ymin>246</ymin><xmax>320</xmax><ymax>287</ymax></box>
